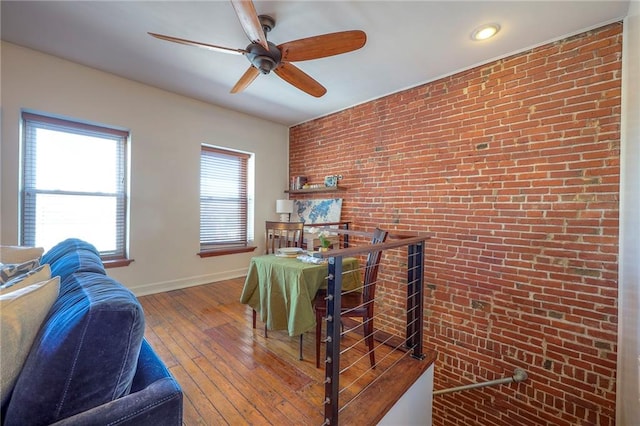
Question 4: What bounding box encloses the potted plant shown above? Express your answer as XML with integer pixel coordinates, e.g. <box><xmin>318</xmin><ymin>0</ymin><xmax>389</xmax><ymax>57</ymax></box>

<box><xmin>318</xmin><ymin>231</ymin><xmax>332</xmax><ymax>252</ymax></box>
<box><xmin>308</xmin><ymin>227</ymin><xmax>333</xmax><ymax>251</ymax></box>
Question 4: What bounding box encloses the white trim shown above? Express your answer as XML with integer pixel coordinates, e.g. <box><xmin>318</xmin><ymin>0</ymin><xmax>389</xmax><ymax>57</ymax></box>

<box><xmin>617</xmin><ymin>2</ymin><xmax>640</xmax><ymax>423</ymax></box>
<box><xmin>127</xmin><ymin>267</ymin><xmax>248</xmax><ymax>297</ymax></box>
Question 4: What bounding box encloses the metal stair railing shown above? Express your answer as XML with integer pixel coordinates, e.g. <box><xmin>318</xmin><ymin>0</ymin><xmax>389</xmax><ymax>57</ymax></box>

<box><xmin>316</xmin><ymin>232</ymin><xmax>431</xmax><ymax>425</ymax></box>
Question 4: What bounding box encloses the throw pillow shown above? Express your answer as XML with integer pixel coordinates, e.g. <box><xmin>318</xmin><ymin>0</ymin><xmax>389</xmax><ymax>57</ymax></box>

<box><xmin>0</xmin><ymin>277</ymin><xmax>60</xmax><ymax>407</ymax></box>
<box><xmin>0</xmin><ymin>259</ymin><xmax>40</xmax><ymax>284</ymax></box>
<box><xmin>0</xmin><ymin>246</ymin><xmax>44</xmax><ymax>264</ymax></box>
<box><xmin>0</xmin><ymin>264</ymin><xmax>51</xmax><ymax>293</ymax></box>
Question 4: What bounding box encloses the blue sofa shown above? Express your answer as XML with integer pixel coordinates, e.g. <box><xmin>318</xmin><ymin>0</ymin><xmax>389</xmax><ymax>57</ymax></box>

<box><xmin>1</xmin><ymin>239</ymin><xmax>182</xmax><ymax>425</ymax></box>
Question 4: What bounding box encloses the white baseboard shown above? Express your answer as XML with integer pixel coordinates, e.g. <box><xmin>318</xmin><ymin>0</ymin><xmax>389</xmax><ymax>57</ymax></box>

<box><xmin>129</xmin><ymin>267</ymin><xmax>248</xmax><ymax>297</ymax></box>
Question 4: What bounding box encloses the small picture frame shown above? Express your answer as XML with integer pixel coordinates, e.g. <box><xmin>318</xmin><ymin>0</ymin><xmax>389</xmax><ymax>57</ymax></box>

<box><xmin>324</xmin><ymin>175</ymin><xmax>338</xmax><ymax>187</ymax></box>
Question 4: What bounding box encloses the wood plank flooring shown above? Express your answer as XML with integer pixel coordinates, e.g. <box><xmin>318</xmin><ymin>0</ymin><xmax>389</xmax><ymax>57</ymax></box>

<box><xmin>139</xmin><ymin>277</ymin><xmax>433</xmax><ymax>426</ymax></box>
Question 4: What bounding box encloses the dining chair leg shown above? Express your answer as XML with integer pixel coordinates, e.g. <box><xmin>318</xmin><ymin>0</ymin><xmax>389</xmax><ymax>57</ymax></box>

<box><xmin>253</xmin><ymin>309</ymin><xmax>268</xmax><ymax>337</ymax></box>
<box><xmin>364</xmin><ymin>316</ymin><xmax>376</xmax><ymax>368</ymax></box>
<box><xmin>299</xmin><ymin>334</ymin><xmax>304</xmax><ymax>360</ymax></box>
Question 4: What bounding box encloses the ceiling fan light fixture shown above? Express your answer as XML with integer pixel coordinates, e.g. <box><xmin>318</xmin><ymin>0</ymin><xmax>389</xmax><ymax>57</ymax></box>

<box><xmin>246</xmin><ymin>42</ymin><xmax>281</xmax><ymax>74</ymax></box>
<box><xmin>471</xmin><ymin>23</ymin><xmax>500</xmax><ymax>41</ymax></box>
<box><xmin>256</xmin><ymin>56</ymin><xmax>277</xmax><ymax>74</ymax></box>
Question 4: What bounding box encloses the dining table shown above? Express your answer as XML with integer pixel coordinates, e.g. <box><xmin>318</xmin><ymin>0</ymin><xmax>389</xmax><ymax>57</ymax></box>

<box><xmin>240</xmin><ymin>254</ymin><xmax>361</xmax><ymax>336</ymax></box>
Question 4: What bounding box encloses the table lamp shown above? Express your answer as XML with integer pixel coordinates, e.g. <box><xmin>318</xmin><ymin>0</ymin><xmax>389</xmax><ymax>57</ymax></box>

<box><xmin>276</xmin><ymin>199</ymin><xmax>294</xmax><ymax>222</ymax></box>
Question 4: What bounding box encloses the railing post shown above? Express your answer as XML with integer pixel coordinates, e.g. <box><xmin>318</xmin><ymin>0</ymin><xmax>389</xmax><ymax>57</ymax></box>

<box><xmin>324</xmin><ymin>255</ymin><xmax>343</xmax><ymax>425</ymax></box>
<box><xmin>406</xmin><ymin>242</ymin><xmax>425</xmax><ymax>360</ymax></box>
<box><xmin>342</xmin><ymin>222</ymin><xmax>349</xmax><ymax>248</ymax></box>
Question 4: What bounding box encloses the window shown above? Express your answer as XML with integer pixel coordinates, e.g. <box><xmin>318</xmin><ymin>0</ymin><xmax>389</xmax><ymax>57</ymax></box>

<box><xmin>200</xmin><ymin>145</ymin><xmax>254</xmax><ymax>254</ymax></box>
<box><xmin>21</xmin><ymin>112</ymin><xmax>129</xmax><ymax>262</ymax></box>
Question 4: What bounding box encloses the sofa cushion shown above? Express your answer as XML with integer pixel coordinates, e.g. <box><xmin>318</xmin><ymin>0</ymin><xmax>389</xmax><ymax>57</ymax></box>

<box><xmin>0</xmin><ymin>264</ymin><xmax>51</xmax><ymax>292</ymax></box>
<box><xmin>40</xmin><ymin>238</ymin><xmax>105</xmax><ymax>282</ymax></box>
<box><xmin>0</xmin><ymin>245</ymin><xmax>44</xmax><ymax>264</ymax></box>
<box><xmin>0</xmin><ymin>277</ymin><xmax>60</xmax><ymax>408</ymax></box>
<box><xmin>4</xmin><ymin>272</ymin><xmax>145</xmax><ymax>425</ymax></box>
<box><xmin>0</xmin><ymin>258</ymin><xmax>41</xmax><ymax>284</ymax></box>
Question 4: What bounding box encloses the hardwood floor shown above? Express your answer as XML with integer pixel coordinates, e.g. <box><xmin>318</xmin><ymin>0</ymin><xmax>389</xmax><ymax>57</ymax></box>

<box><xmin>139</xmin><ymin>277</ymin><xmax>432</xmax><ymax>426</ymax></box>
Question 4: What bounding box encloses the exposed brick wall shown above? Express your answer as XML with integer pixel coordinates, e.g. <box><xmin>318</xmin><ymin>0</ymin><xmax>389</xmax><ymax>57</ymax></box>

<box><xmin>289</xmin><ymin>23</ymin><xmax>621</xmax><ymax>426</ymax></box>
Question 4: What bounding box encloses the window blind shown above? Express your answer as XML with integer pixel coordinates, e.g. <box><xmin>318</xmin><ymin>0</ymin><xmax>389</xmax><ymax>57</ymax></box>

<box><xmin>21</xmin><ymin>112</ymin><xmax>128</xmax><ymax>259</ymax></box>
<box><xmin>200</xmin><ymin>145</ymin><xmax>251</xmax><ymax>250</ymax></box>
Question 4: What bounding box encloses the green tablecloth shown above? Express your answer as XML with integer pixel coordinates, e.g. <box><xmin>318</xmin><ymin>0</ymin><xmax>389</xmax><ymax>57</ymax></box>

<box><xmin>240</xmin><ymin>255</ymin><xmax>361</xmax><ymax>336</ymax></box>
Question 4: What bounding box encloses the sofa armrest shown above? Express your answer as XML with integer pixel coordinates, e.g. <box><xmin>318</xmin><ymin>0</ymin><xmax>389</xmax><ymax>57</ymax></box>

<box><xmin>50</xmin><ymin>377</ymin><xmax>182</xmax><ymax>426</ymax></box>
<box><xmin>50</xmin><ymin>340</ymin><xmax>182</xmax><ymax>426</ymax></box>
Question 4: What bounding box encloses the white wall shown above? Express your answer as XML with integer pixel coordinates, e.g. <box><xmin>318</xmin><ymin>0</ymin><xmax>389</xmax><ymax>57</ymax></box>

<box><xmin>618</xmin><ymin>2</ymin><xmax>640</xmax><ymax>424</ymax></box>
<box><xmin>377</xmin><ymin>363</ymin><xmax>433</xmax><ymax>426</ymax></box>
<box><xmin>0</xmin><ymin>42</ymin><xmax>289</xmax><ymax>295</ymax></box>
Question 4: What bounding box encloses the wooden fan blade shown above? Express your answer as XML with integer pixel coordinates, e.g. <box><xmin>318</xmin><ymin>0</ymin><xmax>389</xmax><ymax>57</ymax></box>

<box><xmin>148</xmin><ymin>32</ymin><xmax>246</xmax><ymax>55</ymax></box>
<box><xmin>274</xmin><ymin>63</ymin><xmax>327</xmax><ymax>97</ymax></box>
<box><xmin>230</xmin><ymin>0</ymin><xmax>269</xmax><ymax>50</ymax></box>
<box><xmin>231</xmin><ymin>66</ymin><xmax>260</xmax><ymax>94</ymax></box>
<box><xmin>278</xmin><ymin>30</ymin><xmax>366</xmax><ymax>62</ymax></box>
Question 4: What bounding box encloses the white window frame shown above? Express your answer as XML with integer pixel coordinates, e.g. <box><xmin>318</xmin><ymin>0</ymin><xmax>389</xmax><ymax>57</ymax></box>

<box><xmin>199</xmin><ymin>145</ymin><xmax>254</xmax><ymax>255</ymax></box>
<box><xmin>20</xmin><ymin>112</ymin><xmax>129</xmax><ymax>262</ymax></box>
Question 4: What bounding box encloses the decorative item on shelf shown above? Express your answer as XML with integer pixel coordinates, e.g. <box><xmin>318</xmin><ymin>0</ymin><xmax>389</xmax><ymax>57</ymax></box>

<box><xmin>291</xmin><ymin>176</ymin><xmax>307</xmax><ymax>190</ymax></box>
<box><xmin>304</xmin><ymin>183</ymin><xmax>325</xmax><ymax>189</ymax></box>
<box><xmin>324</xmin><ymin>174</ymin><xmax>343</xmax><ymax>187</ymax></box>
<box><xmin>275</xmin><ymin>199</ymin><xmax>294</xmax><ymax>222</ymax></box>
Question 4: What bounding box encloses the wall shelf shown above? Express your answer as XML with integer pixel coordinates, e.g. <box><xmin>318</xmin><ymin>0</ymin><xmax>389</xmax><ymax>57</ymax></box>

<box><xmin>285</xmin><ymin>186</ymin><xmax>346</xmax><ymax>194</ymax></box>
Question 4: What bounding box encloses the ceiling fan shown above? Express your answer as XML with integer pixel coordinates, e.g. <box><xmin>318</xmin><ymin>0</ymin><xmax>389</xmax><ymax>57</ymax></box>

<box><xmin>148</xmin><ymin>0</ymin><xmax>366</xmax><ymax>97</ymax></box>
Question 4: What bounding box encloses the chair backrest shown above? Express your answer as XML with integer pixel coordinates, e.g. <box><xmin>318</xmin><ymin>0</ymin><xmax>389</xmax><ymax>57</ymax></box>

<box><xmin>362</xmin><ymin>228</ymin><xmax>388</xmax><ymax>303</ymax></box>
<box><xmin>265</xmin><ymin>221</ymin><xmax>305</xmax><ymax>254</ymax></box>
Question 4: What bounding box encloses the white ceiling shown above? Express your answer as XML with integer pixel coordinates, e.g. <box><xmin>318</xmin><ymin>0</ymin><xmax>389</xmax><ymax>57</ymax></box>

<box><xmin>1</xmin><ymin>1</ymin><xmax>630</xmax><ymax>126</ymax></box>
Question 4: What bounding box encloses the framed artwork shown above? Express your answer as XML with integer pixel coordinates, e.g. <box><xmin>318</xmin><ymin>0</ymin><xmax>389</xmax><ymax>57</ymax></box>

<box><xmin>293</xmin><ymin>198</ymin><xmax>342</xmax><ymax>224</ymax></box>
<box><xmin>324</xmin><ymin>175</ymin><xmax>338</xmax><ymax>187</ymax></box>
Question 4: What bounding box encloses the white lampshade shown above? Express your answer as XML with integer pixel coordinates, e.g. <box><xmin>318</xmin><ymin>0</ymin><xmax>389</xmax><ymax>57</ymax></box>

<box><xmin>276</xmin><ymin>199</ymin><xmax>294</xmax><ymax>222</ymax></box>
<box><xmin>276</xmin><ymin>199</ymin><xmax>294</xmax><ymax>214</ymax></box>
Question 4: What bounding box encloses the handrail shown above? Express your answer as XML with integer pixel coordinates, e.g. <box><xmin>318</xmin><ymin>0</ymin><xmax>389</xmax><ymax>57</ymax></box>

<box><xmin>433</xmin><ymin>368</ymin><xmax>528</xmax><ymax>396</ymax></box>
<box><xmin>308</xmin><ymin>224</ymin><xmax>433</xmax><ymax>247</ymax></box>
<box><xmin>302</xmin><ymin>221</ymin><xmax>351</xmax><ymax>228</ymax></box>
<box><xmin>315</xmin><ymin>234</ymin><xmax>431</xmax><ymax>259</ymax></box>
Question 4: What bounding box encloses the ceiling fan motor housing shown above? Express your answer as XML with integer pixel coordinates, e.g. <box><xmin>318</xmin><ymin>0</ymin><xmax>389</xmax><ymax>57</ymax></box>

<box><xmin>246</xmin><ymin>41</ymin><xmax>282</xmax><ymax>74</ymax></box>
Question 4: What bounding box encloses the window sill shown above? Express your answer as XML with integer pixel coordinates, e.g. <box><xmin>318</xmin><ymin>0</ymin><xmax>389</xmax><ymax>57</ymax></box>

<box><xmin>103</xmin><ymin>258</ymin><xmax>134</xmax><ymax>268</ymax></box>
<box><xmin>198</xmin><ymin>246</ymin><xmax>257</xmax><ymax>258</ymax></box>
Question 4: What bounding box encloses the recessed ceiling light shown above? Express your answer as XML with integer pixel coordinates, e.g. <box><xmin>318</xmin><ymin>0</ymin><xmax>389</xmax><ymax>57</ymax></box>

<box><xmin>471</xmin><ymin>24</ymin><xmax>500</xmax><ymax>41</ymax></box>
